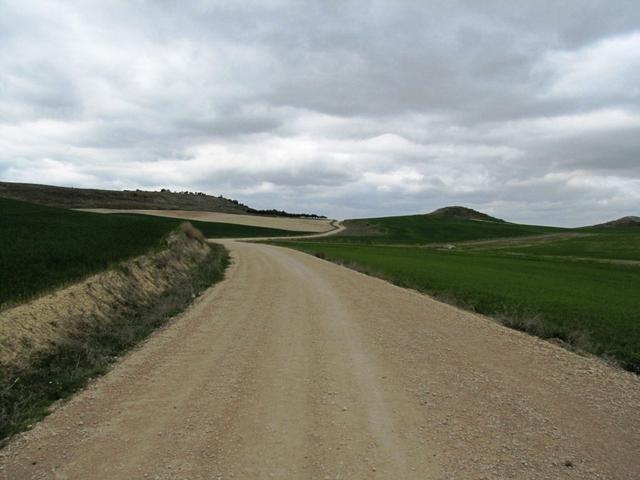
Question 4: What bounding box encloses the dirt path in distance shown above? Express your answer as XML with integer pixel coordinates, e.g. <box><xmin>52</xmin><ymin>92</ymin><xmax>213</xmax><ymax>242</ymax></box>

<box><xmin>2</xmin><ymin>241</ymin><xmax>639</xmax><ymax>479</ymax></box>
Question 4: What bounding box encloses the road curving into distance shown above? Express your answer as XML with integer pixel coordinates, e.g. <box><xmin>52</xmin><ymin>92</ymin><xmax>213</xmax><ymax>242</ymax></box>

<box><xmin>1</xmin><ymin>231</ymin><xmax>639</xmax><ymax>479</ymax></box>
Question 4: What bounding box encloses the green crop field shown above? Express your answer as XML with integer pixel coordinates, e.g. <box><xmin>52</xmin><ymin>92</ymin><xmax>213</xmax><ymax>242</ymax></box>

<box><xmin>324</xmin><ymin>213</ymin><xmax>565</xmax><ymax>245</ymax></box>
<box><xmin>0</xmin><ymin>197</ymin><xmax>304</xmax><ymax>307</ymax></box>
<box><xmin>178</xmin><ymin>219</ymin><xmax>306</xmax><ymax>239</ymax></box>
<box><xmin>277</xmin><ymin>212</ymin><xmax>640</xmax><ymax>372</ymax></box>
<box><xmin>495</xmin><ymin>232</ymin><xmax>640</xmax><ymax>262</ymax></box>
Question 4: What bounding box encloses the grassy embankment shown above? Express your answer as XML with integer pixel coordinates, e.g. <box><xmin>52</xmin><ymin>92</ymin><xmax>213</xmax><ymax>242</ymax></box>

<box><xmin>278</xmin><ymin>213</ymin><xmax>640</xmax><ymax>372</ymax></box>
<box><xmin>0</xmin><ymin>197</ymin><xmax>304</xmax><ymax>308</ymax></box>
<box><xmin>0</xmin><ymin>197</ymin><xmax>301</xmax><ymax>443</ymax></box>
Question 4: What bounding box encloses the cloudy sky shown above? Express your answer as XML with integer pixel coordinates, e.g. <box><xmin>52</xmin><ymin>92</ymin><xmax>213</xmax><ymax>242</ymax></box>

<box><xmin>1</xmin><ymin>1</ymin><xmax>639</xmax><ymax>225</ymax></box>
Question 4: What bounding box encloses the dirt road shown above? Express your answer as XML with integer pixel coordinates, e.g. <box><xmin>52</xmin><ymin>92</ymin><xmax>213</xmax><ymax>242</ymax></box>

<box><xmin>2</xmin><ymin>241</ymin><xmax>639</xmax><ymax>479</ymax></box>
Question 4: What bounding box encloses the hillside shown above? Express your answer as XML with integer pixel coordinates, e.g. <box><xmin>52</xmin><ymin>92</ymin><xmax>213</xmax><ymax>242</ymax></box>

<box><xmin>326</xmin><ymin>208</ymin><xmax>564</xmax><ymax>245</ymax></box>
<box><xmin>591</xmin><ymin>216</ymin><xmax>640</xmax><ymax>229</ymax></box>
<box><xmin>0</xmin><ymin>197</ymin><xmax>179</xmax><ymax>308</ymax></box>
<box><xmin>0</xmin><ymin>181</ymin><xmax>326</xmax><ymax>218</ymax></box>
<box><xmin>429</xmin><ymin>206</ymin><xmax>504</xmax><ymax>222</ymax></box>
<box><xmin>0</xmin><ymin>181</ymin><xmax>251</xmax><ymax>214</ymax></box>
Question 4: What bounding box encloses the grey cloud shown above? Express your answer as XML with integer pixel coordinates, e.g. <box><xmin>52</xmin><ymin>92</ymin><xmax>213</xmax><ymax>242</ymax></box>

<box><xmin>0</xmin><ymin>0</ymin><xmax>639</xmax><ymax>225</ymax></box>
<box><xmin>175</xmin><ymin>112</ymin><xmax>283</xmax><ymax>139</ymax></box>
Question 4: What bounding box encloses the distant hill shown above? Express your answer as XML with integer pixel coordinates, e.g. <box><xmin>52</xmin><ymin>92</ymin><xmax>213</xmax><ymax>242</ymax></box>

<box><xmin>0</xmin><ymin>181</ymin><xmax>250</xmax><ymax>213</ymax></box>
<box><xmin>429</xmin><ymin>206</ymin><xmax>504</xmax><ymax>223</ymax></box>
<box><xmin>591</xmin><ymin>216</ymin><xmax>640</xmax><ymax>229</ymax></box>
<box><xmin>329</xmin><ymin>208</ymin><xmax>563</xmax><ymax>245</ymax></box>
<box><xmin>0</xmin><ymin>181</ymin><xmax>326</xmax><ymax>218</ymax></box>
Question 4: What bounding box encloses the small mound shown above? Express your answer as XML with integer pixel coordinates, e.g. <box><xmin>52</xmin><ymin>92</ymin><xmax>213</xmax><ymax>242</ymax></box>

<box><xmin>592</xmin><ymin>216</ymin><xmax>640</xmax><ymax>228</ymax></box>
<box><xmin>429</xmin><ymin>206</ymin><xmax>504</xmax><ymax>223</ymax></box>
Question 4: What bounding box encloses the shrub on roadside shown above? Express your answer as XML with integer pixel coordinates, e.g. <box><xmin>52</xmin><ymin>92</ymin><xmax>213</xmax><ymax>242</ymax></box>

<box><xmin>180</xmin><ymin>222</ymin><xmax>205</xmax><ymax>243</ymax></box>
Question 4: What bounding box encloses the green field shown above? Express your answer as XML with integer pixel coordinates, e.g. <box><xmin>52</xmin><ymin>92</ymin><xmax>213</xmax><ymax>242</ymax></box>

<box><xmin>187</xmin><ymin>220</ymin><xmax>306</xmax><ymax>239</ymax></box>
<box><xmin>278</xmin><ymin>212</ymin><xmax>640</xmax><ymax>372</ymax></box>
<box><xmin>326</xmin><ymin>214</ymin><xmax>564</xmax><ymax>245</ymax></box>
<box><xmin>495</xmin><ymin>233</ymin><xmax>640</xmax><ymax>262</ymax></box>
<box><xmin>0</xmin><ymin>197</ymin><xmax>304</xmax><ymax>307</ymax></box>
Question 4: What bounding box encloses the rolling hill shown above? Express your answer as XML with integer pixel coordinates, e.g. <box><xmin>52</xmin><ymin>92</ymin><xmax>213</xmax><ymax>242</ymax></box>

<box><xmin>0</xmin><ymin>181</ymin><xmax>250</xmax><ymax>213</ymax></box>
<box><xmin>0</xmin><ymin>181</ymin><xmax>325</xmax><ymax>218</ymax></box>
<box><xmin>328</xmin><ymin>207</ymin><xmax>564</xmax><ymax>245</ymax></box>
<box><xmin>591</xmin><ymin>216</ymin><xmax>640</xmax><ymax>229</ymax></box>
<box><xmin>429</xmin><ymin>206</ymin><xmax>505</xmax><ymax>222</ymax></box>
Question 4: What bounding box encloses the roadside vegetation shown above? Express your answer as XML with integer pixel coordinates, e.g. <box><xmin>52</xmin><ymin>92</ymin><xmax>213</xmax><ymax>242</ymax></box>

<box><xmin>0</xmin><ymin>238</ymin><xmax>229</xmax><ymax>444</ymax></box>
<box><xmin>0</xmin><ymin>197</ymin><xmax>239</xmax><ymax>444</ymax></box>
<box><xmin>0</xmin><ymin>197</ymin><xmax>303</xmax><ymax>308</ymax></box>
<box><xmin>277</xmin><ymin>210</ymin><xmax>640</xmax><ymax>372</ymax></box>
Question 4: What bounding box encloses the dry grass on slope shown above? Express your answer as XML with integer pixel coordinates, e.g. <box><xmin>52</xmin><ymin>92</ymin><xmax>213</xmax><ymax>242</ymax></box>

<box><xmin>0</xmin><ymin>225</ymin><xmax>228</xmax><ymax>444</ymax></box>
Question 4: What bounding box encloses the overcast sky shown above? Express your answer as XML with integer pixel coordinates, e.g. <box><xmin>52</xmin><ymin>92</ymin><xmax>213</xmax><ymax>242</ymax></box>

<box><xmin>1</xmin><ymin>1</ymin><xmax>639</xmax><ymax>225</ymax></box>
